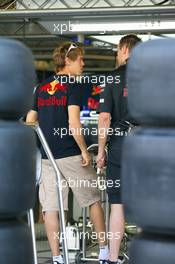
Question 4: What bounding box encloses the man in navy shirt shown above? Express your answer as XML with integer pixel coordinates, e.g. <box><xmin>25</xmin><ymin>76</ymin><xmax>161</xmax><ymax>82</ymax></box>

<box><xmin>97</xmin><ymin>35</ymin><xmax>141</xmax><ymax>264</ymax></box>
<box><xmin>27</xmin><ymin>42</ymin><xmax>108</xmax><ymax>264</ymax></box>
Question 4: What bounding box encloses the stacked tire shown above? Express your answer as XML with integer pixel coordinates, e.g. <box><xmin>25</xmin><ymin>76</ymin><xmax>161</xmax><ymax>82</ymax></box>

<box><xmin>122</xmin><ymin>39</ymin><xmax>175</xmax><ymax>264</ymax></box>
<box><xmin>0</xmin><ymin>39</ymin><xmax>36</xmax><ymax>263</ymax></box>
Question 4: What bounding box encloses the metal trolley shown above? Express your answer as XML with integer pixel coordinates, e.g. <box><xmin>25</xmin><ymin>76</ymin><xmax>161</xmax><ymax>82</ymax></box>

<box><xmin>74</xmin><ymin>144</ymin><xmax>110</xmax><ymax>263</ymax></box>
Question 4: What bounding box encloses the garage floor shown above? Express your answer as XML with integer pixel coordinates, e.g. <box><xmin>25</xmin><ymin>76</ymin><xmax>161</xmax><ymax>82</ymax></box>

<box><xmin>37</xmin><ymin>240</ymin><xmax>51</xmax><ymax>264</ymax></box>
<box><xmin>35</xmin><ymin>222</ymin><xmax>130</xmax><ymax>264</ymax></box>
<box><xmin>37</xmin><ymin>240</ymin><xmax>99</xmax><ymax>264</ymax></box>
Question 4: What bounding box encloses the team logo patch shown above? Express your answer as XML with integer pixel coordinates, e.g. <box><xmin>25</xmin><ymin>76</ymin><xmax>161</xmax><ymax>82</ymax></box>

<box><xmin>92</xmin><ymin>85</ymin><xmax>103</xmax><ymax>96</ymax></box>
<box><xmin>39</xmin><ymin>80</ymin><xmax>67</xmax><ymax>95</ymax></box>
<box><xmin>123</xmin><ymin>87</ymin><xmax>128</xmax><ymax>97</ymax></box>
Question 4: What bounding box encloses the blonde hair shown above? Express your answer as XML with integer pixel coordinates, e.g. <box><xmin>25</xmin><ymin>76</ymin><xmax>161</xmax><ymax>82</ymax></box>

<box><xmin>53</xmin><ymin>42</ymin><xmax>83</xmax><ymax>72</ymax></box>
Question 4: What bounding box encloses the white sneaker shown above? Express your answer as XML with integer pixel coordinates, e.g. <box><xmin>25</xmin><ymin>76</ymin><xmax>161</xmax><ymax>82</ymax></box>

<box><xmin>117</xmin><ymin>256</ymin><xmax>125</xmax><ymax>264</ymax></box>
<box><xmin>99</xmin><ymin>260</ymin><xmax>108</xmax><ymax>264</ymax></box>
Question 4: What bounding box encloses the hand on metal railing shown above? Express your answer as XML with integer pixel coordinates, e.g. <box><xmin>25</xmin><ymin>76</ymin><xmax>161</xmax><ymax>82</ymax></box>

<box><xmin>23</xmin><ymin>121</ymin><xmax>39</xmax><ymax>128</ymax></box>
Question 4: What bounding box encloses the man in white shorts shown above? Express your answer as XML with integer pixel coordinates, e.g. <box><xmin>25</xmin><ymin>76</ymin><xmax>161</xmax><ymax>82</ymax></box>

<box><xmin>27</xmin><ymin>42</ymin><xmax>108</xmax><ymax>264</ymax></box>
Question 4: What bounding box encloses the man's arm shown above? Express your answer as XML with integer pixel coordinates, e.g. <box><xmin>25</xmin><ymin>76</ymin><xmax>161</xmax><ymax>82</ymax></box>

<box><xmin>26</xmin><ymin>84</ymin><xmax>39</xmax><ymax>124</ymax></box>
<box><xmin>68</xmin><ymin>105</ymin><xmax>91</xmax><ymax>167</ymax></box>
<box><xmin>97</xmin><ymin>112</ymin><xmax>111</xmax><ymax>168</ymax></box>
<box><xmin>96</xmin><ymin>80</ymin><xmax>113</xmax><ymax>169</ymax></box>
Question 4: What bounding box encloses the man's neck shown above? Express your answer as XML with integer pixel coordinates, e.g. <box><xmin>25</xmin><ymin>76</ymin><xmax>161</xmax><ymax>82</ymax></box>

<box><xmin>57</xmin><ymin>70</ymin><xmax>70</xmax><ymax>76</ymax></box>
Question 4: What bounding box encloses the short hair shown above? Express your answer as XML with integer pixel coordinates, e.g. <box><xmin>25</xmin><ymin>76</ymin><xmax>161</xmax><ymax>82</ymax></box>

<box><xmin>119</xmin><ymin>34</ymin><xmax>142</xmax><ymax>51</ymax></box>
<box><xmin>53</xmin><ymin>42</ymin><xmax>84</xmax><ymax>72</ymax></box>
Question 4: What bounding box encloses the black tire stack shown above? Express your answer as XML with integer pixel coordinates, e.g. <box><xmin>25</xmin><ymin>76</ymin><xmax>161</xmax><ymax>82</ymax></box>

<box><xmin>0</xmin><ymin>39</ymin><xmax>36</xmax><ymax>263</ymax></box>
<box><xmin>122</xmin><ymin>39</ymin><xmax>175</xmax><ymax>264</ymax></box>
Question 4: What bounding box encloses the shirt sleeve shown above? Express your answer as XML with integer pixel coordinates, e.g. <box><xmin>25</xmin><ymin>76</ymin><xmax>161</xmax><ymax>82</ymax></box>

<box><xmin>98</xmin><ymin>84</ymin><xmax>113</xmax><ymax>113</ymax></box>
<box><xmin>67</xmin><ymin>83</ymin><xmax>83</xmax><ymax>108</ymax></box>
<box><xmin>32</xmin><ymin>85</ymin><xmax>39</xmax><ymax>112</ymax></box>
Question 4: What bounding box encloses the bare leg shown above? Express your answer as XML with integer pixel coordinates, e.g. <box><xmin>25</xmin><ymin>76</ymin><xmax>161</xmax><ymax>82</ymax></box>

<box><xmin>89</xmin><ymin>201</ymin><xmax>107</xmax><ymax>246</ymax></box>
<box><xmin>43</xmin><ymin>211</ymin><xmax>60</xmax><ymax>256</ymax></box>
<box><xmin>109</xmin><ymin>204</ymin><xmax>125</xmax><ymax>261</ymax></box>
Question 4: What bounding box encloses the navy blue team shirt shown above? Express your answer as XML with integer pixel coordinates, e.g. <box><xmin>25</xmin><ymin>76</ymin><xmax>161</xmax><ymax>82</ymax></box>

<box><xmin>32</xmin><ymin>75</ymin><xmax>82</xmax><ymax>159</ymax></box>
<box><xmin>98</xmin><ymin>65</ymin><xmax>129</xmax><ymax>131</ymax></box>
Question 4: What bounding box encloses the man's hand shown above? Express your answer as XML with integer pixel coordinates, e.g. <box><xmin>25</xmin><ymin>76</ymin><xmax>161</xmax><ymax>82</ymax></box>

<box><xmin>96</xmin><ymin>150</ymin><xmax>106</xmax><ymax>169</ymax></box>
<box><xmin>26</xmin><ymin>110</ymin><xmax>38</xmax><ymax>123</ymax></box>
<box><xmin>81</xmin><ymin>150</ymin><xmax>91</xmax><ymax>167</ymax></box>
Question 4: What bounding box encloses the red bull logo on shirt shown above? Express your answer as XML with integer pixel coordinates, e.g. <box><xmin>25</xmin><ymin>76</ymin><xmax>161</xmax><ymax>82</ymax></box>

<box><xmin>38</xmin><ymin>96</ymin><xmax>67</xmax><ymax>107</ymax></box>
<box><xmin>91</xmin><ymin>85</ymin><xmax>103</xmax><ymax>96</ymax></box>
<box><xmin>39</xmin><ymin>80</ymin><xmax>67</xmax><ymax>95</ymax></box>
<box><xmin>38</xmin><ymin>80</ymin><xmax>67</xmax><ymax>107</ymax></box>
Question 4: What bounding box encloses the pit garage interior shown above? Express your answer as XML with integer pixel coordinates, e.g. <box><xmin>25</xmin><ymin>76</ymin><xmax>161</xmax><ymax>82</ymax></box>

<box><xmin>0</xmin><ymin>1</ymin><xmax>175</xmax><ymax>264</ymax></box>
